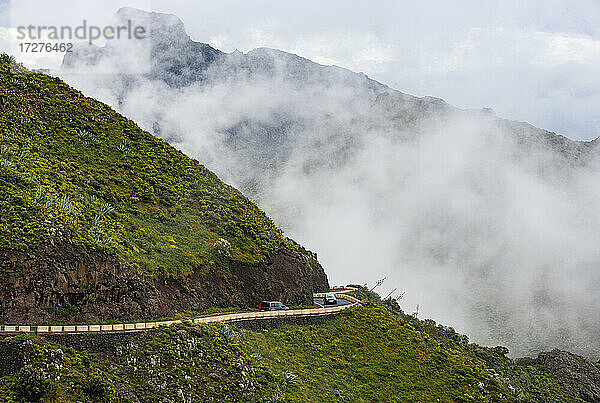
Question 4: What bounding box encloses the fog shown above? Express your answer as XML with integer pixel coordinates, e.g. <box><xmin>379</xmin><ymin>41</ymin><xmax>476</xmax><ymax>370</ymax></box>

<box><xmin>58</xmin><ymin>9</ymin><xmax>600</xmax><ymax>358</ymax></box>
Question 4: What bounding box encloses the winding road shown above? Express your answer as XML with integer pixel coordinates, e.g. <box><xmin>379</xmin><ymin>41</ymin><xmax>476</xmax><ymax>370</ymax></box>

<box><xmin>313</xmin><ymin>297</ymin><xmax>353</xmax><ymax>308</ymax></box>
<box><xmin>0</xmin><ymin>287</ymin><xmax>359</xmax><ymax>334</ymax></box>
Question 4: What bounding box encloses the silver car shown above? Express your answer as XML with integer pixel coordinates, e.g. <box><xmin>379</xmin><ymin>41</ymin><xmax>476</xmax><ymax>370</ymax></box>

<box><xmin>323</xmin><ymin>293</ymin><xmax>337</xmax><ymax>305</ymax></box>
<box><xmin>260</xmin><ymin>301</ymin><xmax>290</xmax><ymax>311</ymax></box>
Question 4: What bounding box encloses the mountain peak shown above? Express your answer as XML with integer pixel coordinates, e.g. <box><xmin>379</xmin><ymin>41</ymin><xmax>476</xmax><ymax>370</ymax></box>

<box><xmin>114</xmin><ymin>7</ymin><xmax>189</xmax><ymax>44</ymax></box>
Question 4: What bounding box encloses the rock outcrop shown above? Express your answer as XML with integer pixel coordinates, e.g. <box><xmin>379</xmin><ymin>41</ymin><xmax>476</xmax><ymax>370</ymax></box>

<box><xmin>535</xmin><ymin>349</ymin><xmax>600</xmax><ymax>402</ymax></box>
<box><xmin>0</xmin><ymin>243</ymin><xmax>328</xmax><ymax>323</ymax></box>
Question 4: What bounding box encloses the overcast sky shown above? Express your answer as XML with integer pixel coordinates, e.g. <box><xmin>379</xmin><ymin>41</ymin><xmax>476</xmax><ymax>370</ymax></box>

<box><xmin>1</xmin><ymin>0</ymin><xmax>599</xmax><ymax>140</ymax></box>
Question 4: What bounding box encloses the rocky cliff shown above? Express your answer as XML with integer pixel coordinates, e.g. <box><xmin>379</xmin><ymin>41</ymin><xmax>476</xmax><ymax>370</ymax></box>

<box><xmin>0</xmin><ymin>243</ymin><xmax>327</xmax><ymax>323</ymax></box>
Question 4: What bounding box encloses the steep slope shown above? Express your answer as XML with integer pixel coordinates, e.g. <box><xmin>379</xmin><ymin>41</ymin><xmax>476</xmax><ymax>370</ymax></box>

<box><xmin>0</xmin><ymin>55</ymin><xmax>328</xmax><ymax>323</ymax></box>
<box><xmin>58</xmin><ymin>8</ymin><xmax>600</xmax><ymax>359</ymax></box>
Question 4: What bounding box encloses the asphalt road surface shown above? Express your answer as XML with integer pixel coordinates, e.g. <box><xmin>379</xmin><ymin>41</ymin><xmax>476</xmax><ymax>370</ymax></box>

<box><xmin>313</xmin><ymin>297</ymin><xmax>353</xmax><ymax>308</ymax></box>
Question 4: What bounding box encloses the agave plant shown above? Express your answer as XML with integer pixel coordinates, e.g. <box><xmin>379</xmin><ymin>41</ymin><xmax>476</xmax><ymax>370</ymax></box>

<box><xmin>92</xmin><ymin>229</ymin><xmax>115</xmax><ymax>248</ymax></box>
<box><xmin>92</xmin><ymin>231</ymin><xmax>105</xmax><ymax>245</ymax></box>
<box><xmin>35</xmin><ymin>187</ymin><xmax>46</xmax><ymax>203</ymax></box>
<box><xmin>58</xmin><ymin>195</ymin><xmax>74</xmax><ymax>213</ymax></box>
<box><xmin>99</xmin><ymin>203</ymin><xmax>115</xmax><ymax>216</ymax></box>
<box><xmin>0</xmin><ymin>146</ymin><xmax>9</xmax><ymax>157</ymax></box>
<box><xmin>87</xmin><ymin>194</ymin><xmax>98</xmax><ymax>206</ymax></box>
<box><xmin>219</xmin><ymin>325</ymin><xmax>239</xmax><ymax>343</ymax></box>
<box><xmin>0</xmin><ymin>159</ymin><xmax>13</xmax><ymax>169</ymax></box>
<box><xmin>78</xmin><ymin>129</ymin><xmax>101</xmax><ymax>147</ymax></box>
<box><xmin>92</xmin><ymin>215</ymin><xmax>103</xmax><ymax>227</ymax></box>
<box><xmin>116</xmin><ymin>140</ymin><xmax>131</xmax><ymax>156</ymax></box>
<box><xmin>262</xmin><ymin>395</ymin><xmax>283</xmax><ymax>403</ymax></box>
<box><xmin>282</xmin><ymin>371</ymin><xmax>299</xmax><ymax>385</ymax></box>
<box><xmin>16</xmin><ymin>150</ymin><xmax>29</xmax><ymax>160</ymax></box>
<box><xmin>9</xmin><ymin>77</ymin><xmax>26</xmax><ymax>90</ymax></box>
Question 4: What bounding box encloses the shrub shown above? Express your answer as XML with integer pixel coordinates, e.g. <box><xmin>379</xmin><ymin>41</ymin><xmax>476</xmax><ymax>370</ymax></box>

<box><xmin>11</xmin><ymin>366</ymin><xmax>52</xmax><ymax>402</ymax></box>
<box><xmin>82</xmin><ymin>369</ymin><xmax>110</xmax><ymax>399</ymax></box>
<box><xmin>0</xmin><ymin>53</ymin><xmax>16</xmax><ymax>65</ymax></box>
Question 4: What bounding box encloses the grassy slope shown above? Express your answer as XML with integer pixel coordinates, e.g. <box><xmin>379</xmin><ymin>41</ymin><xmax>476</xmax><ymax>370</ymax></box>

<box><xmin>251</xmin><ymin>305</ymin><xmax>515</xmax><ymax>402</ymax></box>
<box><xmin>250</xmin><ymin>304</ymin><xmax>573</xmax><ymax>402</ymax></box>
<box><xmin>0</xmin><ymin>55</ymin><xmax>295</xmax><ymax>275</ymax></box>
<box><xmin>0</xmin><ymin>304</ymin><xmax>576</xmax><ymax>402</ymax></box>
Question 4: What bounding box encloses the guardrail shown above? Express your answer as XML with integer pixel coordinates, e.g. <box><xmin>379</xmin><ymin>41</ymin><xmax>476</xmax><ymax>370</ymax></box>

<box><xmin>0</xmin><ymin>288</ymin><xmax>359</xmax><ymax>334</ymax></box>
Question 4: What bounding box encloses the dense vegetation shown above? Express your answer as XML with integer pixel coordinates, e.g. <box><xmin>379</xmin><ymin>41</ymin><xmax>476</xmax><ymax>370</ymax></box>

<box><xmin>0</xmin><ymin>298</ymin><xmax>582</xmax><ymax>402</ymax></box>
<box><xmin>0</xmin><ymin>54</ymin><xmax>292</xmax><ymax>275</ymax></box>
<box><xmin>251</xmin><ymin>302</ymin><xmax>580</xmax><ymax>402</ymax></box>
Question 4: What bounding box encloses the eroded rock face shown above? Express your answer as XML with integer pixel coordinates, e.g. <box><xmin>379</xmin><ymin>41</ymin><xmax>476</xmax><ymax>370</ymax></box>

<box><xmin>0</xmin><ymin>243</ymin><xmax>328</xmax><ymax>323</ymax></box>
<box><xmin>535</xmin><ymin>349</ymin><xmax>600</xmax><ymax>402</ymax></box>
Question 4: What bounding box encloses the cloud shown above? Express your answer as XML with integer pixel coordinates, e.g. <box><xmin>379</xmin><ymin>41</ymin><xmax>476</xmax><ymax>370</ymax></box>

<box><xmin>534</xmin><ymin>31</ymin><xmax>600</xmax><ymax>65</ymax></box>
<box><xmin>374</xmin><ymin>27</ymin><xmax>600</xmax><ymax>140</ymax></box>
<box><xmin>225</xmin><ymin>30</ymin><xmax>396</xmax><ymax>74</ymax></box>
<box><xmin>255</xmin><ymin>112</ymin><xmax>600</xmax><ymax>357</ymax></box>
<box><xmin>202</xmin><ymin>20</ymin><xmax>600</xmax><ymax>141</ymax></box>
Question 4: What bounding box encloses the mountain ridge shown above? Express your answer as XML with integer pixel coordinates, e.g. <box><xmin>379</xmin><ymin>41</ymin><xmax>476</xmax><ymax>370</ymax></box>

<box><xmin>63</xmin><ymin>8</ymin><xmax>598</xmax><ymax>147</ymax></box>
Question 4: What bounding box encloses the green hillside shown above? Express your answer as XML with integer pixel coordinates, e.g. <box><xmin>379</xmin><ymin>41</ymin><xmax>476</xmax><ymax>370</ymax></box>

<box><xmin>0</xmin><ymin>297</ymin><xmax>582</xmax><ymax>402</ymax></box>
<box><xmin>0</xmin><ymin>54</ymin><xmax>291</xmax><ymax>275</ymax></box>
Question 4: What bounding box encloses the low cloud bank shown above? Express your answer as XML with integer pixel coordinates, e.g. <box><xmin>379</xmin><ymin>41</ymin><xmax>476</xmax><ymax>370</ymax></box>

<box><xmin>59</xmin><ymin>9</ymin><xmax>600</xmax><ymax>358</ymax></box>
